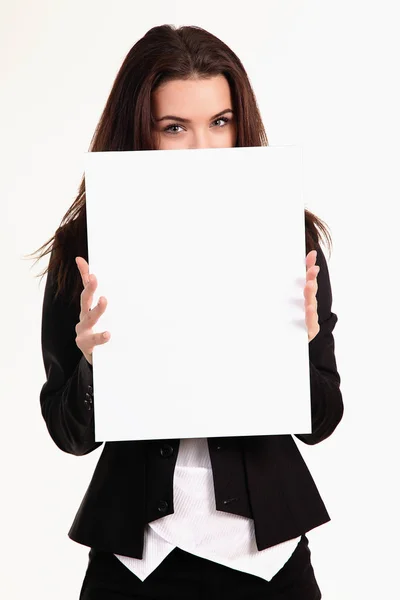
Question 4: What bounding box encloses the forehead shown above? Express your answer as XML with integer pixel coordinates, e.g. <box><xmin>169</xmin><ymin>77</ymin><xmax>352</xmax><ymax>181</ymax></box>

<box><xmin>152</xmin><ymin>75</ymin><xmax>232</xmax><ymax>116</ymax></box>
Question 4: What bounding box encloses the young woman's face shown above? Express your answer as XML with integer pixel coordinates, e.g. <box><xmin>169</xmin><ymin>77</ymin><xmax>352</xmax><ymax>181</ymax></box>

<box><xmin>151</xmin><ymin>74</ymin><xmax>237</xmax><ymax>150</ymax></box>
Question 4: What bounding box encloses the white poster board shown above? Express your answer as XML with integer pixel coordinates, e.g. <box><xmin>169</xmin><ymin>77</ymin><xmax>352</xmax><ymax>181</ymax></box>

<box><xmin>84</xmin><ymin>145</ymin><xmax>311</xmax><ymax>441</ymax></box>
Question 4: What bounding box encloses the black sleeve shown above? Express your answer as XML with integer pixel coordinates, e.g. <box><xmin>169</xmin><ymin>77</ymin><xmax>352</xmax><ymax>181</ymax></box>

<box><xmin>39</xmin><ymin>256</ymin><xmax>103</xmax><ymax>456</ymax></box>
<box><xmin>295</xmin><ymin>242</ymin><xmax>344</xmax><ymax>445</ymax></box>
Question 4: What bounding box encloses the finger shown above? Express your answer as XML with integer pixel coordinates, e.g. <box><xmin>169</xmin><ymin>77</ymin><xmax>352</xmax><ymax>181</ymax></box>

<box><xmin>305</xmin><ymin>303</ymin><xmax>317</xmax><ymax>322</ymax></box>
<box><xmin>305</xmin><ymin>277</ymin><xmax>318</xmax><ymax>301</ymax></box>
<box><xmin>84</xmin><ymin>295</ymin><xmax>107</xmax><ymax>326</ymax></box>
<box><xmin>305</xmin><ymin>304</ymin><xmax>319</xmax><ymax>337</ymax></box>
<box><xmin>306</xmin><ymin>265</ymin><xmax>320</xmax><ymax>282</ymax></box>
<box><xmin>76</xmin><ymin>256</ymin><xmax>90</xmax><ymax>286</ymax></box>
<box><xmin>80</xmin><ymin>273</ymin><xmax>98</xmax><ymax>317</ymax></box>
<box><xmin>76</xmin><ymin>330</ymin><xmax>111</xmax><ymax>353</ymax></box>
<box><xmin>305</xmin><ymin>250</ymin><xmax>317</xmax><ymax>270</ymax></box>
<box><xmin>304</xmin><ymin>278</ymin><xmax>318</xmax><ymax>300</ymax></box>
<box><xmin>304</xmin><ymin>284</ymin><xmax>318</xmax><ymax>315</ymax></box>
<box><xmin>85</xmin><ymin>330</ymin><xmax>111</xmax><ymax>351</ymax></box>
<box><xmin>76</xmin><ymin>295</ymin><xmax>108</xmax><ymax>338</ymax></box>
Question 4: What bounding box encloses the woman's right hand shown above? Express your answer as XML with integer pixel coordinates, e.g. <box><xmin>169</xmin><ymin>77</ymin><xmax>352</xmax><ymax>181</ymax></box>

<box><xmin>75</xmin><ymin>256</ymin><xmax>110</xmax><ymax>365</ymax></box>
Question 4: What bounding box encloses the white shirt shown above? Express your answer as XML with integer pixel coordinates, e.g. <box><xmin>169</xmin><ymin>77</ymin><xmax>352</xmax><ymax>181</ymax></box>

<box><xmin>115</xmin><ymin>437</ymin><xmax>301</xmax><ymax>582</ymax></box>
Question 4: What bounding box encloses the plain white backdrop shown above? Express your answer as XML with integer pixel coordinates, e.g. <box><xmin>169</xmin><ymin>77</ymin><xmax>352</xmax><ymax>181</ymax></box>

<box><xmin>1</xmin><ymin>1</ymin><xmax>399</xmax><ymax>598</ymax></box>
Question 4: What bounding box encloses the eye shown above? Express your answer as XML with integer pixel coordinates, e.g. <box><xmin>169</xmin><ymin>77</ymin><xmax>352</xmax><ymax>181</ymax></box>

<box><xmin>162</xmin><ymin>116</ymin><xmax>231</xmax><ymax>135</ymax></box>
<box><xmin>163</xmin><ymin>124</ymin><xmax>184</xmax><ymax>135</ymax></box>
<box><xmin>213</xmin><ymin>117</ymin><xmax>230</xmax><ymax>128</ymax></box>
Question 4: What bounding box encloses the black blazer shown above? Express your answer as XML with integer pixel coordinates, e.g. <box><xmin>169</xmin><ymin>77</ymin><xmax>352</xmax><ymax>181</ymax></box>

<box><xmin>39</xmin><ymin>239</ymin><xmax>343</xmax><ymax>559</ymax></box>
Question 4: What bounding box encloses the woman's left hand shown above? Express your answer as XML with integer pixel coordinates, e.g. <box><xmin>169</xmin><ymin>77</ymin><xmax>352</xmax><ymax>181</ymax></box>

<box><xmin>305</xmin><ymin>250</ymin><xmax>320</xmax><ymax>343</ymax></box>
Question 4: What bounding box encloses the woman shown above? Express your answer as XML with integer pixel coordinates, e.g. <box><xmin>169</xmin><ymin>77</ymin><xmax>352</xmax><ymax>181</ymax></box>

<box><xmin>31</xmin><ymin>24</ymin><xmax>343</xmax><ymax>599</ymax></box>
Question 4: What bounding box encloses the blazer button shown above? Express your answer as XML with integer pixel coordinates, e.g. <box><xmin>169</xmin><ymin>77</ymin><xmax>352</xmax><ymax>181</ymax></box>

<box><xmin>159</xmin><ymin>444</ymin><xmax>174</xmax><ymax>458</ymax></box>
<box><xmin>157</xmin><ymin>500</ymin><xmax>169</xmax><ymax>513</ymax></box>
<box><xmin>83</xmin><ymin>399</ymin><xmax>92</xmax><ymax>411</ymax></box>
<box><xmin>85</xmin><ymin>392</ymin><xmax>93</xmax><ymax>404</ymax></box>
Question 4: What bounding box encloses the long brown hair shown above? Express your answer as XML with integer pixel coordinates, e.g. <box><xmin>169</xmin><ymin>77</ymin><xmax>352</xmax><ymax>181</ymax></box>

<box><xmin>27</xmin><ymin>24</ymin><xmax>332</xmax><ymax>309</ymax></box>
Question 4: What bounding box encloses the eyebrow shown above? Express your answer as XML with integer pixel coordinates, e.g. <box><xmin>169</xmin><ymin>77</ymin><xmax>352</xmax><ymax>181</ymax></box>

<box><xmin>155</xmin><ymin>108</ymin><xmax>234</xmax><ymax>123</ymax></box>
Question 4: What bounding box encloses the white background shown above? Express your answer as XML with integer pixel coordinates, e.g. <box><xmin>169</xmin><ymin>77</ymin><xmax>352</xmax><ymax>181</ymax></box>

<box><xmin>1</xmin><ymin>1</ymin><xmax>399</xmax><ymax>598</ymax></box>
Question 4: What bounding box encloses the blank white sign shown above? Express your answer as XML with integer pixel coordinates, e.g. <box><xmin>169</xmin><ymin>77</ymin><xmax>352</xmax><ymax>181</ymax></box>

<box><xmin>84</xmin><ymin>145</ymin><xmax>311</xmax><ymax>441</ymax></box>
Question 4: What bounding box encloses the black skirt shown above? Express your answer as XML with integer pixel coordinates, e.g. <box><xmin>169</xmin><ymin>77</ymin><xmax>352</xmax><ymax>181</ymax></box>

<box><xmin>79</xmin><ymin>534</ymin><xmax>321</xmax><ymax>600</ymax></box>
